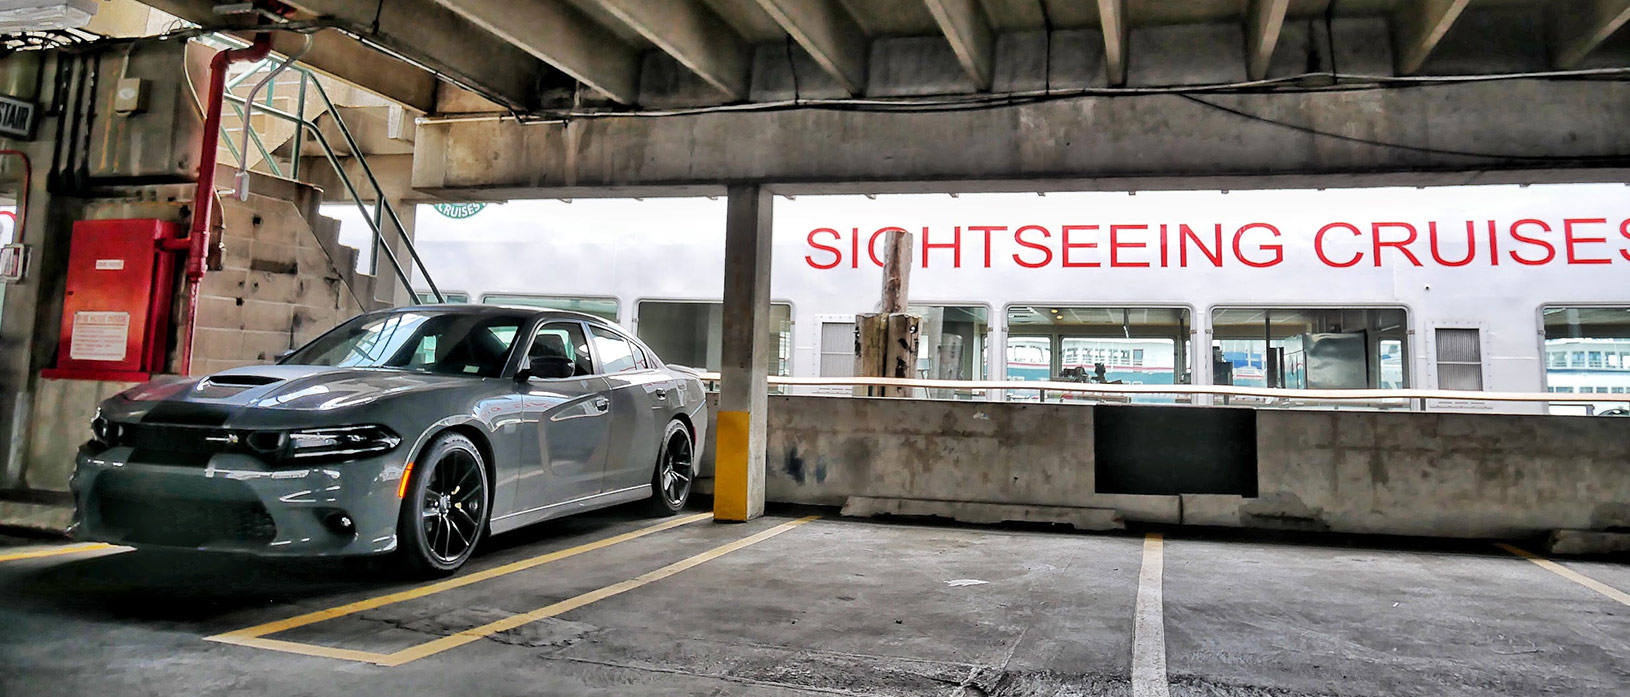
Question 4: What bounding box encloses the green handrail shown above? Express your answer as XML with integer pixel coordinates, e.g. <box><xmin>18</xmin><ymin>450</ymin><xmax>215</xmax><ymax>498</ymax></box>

<box><xmin>213</xmin><ymin>39</ymin><xmax>444</xmax><ymax>304</ymax></box>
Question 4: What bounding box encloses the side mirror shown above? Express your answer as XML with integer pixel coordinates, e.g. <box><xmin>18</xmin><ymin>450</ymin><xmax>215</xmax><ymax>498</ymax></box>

<box><xmin>514</xmin><ymin>355</ymin><xmax>533</xmax><ymax>382</ymax></box>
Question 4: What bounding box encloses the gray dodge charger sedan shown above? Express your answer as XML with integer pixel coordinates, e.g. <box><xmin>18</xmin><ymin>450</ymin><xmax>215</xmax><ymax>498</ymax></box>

<box><xmin>70</xmin><ymin>305</ymin><xmax>707</xmax><ymax>575</ymax></box>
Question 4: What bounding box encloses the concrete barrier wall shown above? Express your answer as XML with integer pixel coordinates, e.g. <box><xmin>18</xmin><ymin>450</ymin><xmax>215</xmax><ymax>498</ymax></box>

<box><xmin>1252</xmin><ymin>410</ymin><xmax>1630</xmax><ymax>538</ymax></box>
<box><xmin>706</xmin><ymin>394</ymin><xmax>1630</xmax><ymax>539</ymax></box>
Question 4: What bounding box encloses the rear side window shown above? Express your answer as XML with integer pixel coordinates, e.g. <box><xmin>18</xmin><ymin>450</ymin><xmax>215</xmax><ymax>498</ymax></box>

<box><xmin>590</xmin><ymin>327</ymin><xmax>639</xmax><ymax>373</ymax></box>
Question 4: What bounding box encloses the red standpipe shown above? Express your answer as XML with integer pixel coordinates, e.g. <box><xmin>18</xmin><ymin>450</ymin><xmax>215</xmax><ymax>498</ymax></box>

<box><xmin>0</xmin><ymin>150</ymin><xmax>30</xmax><ymax>244</ymax></box>
<box><xmin>167</xmin><ymin>33</ymin><xmax>273</xmax><ymax>376</ymax></box>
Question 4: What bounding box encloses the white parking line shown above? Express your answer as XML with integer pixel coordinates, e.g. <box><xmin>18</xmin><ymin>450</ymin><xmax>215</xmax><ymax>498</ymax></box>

<box><xmin>1132</xmin><ymin>533</ymin><xmax>1170</xmax><ymax>697</ymax></box>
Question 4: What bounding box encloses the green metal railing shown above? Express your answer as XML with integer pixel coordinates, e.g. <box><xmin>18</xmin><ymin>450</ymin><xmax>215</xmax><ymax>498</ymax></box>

<box><xmin>205</xmin><ymin>34</ymin><xmax>444</xmax><ymax>304</ymax></box>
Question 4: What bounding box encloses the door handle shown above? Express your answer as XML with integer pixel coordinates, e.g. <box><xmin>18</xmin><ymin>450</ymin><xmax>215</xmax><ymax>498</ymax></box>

<box><xmin>593</xmin><ymin>397</ymin><xmax>610</xmax><ymax>412</ymax></box>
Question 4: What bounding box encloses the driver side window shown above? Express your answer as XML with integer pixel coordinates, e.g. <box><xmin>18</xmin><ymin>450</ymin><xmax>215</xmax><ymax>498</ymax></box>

<box><xmin>525</xmin><ymin>322</ymin><xmax>593</xmax><ymax>379</ymax></box>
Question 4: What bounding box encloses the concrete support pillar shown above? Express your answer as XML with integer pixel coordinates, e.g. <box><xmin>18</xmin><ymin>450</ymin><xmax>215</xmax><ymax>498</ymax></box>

<box><xmin>0</xmin><ymin>136</ymin><xmax>62</xmax><ymax>491</ymax></box>
<box><xmin>714</xmin><ymin>184</ymin><xmax>771</xmax><ymax>522</ymax></box>
<box><xmin>378</xmin><ymin>202</ymin><xmax>418</xmax><ymax>306</ymax></box>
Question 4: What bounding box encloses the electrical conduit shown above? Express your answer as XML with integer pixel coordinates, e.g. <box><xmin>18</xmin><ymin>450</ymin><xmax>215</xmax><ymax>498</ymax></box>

<box><xmin>167</xmin><ymin>33</ymin><xmax>272</xmax><ymax>376</ymax></box>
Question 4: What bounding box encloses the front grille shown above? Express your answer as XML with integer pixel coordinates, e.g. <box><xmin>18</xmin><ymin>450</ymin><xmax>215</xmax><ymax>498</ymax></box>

<box><xmin>123</xmin><ymin>424</ymin><xmax>237</xmax><ymax>453</ymax></box>
<box><xmin>117</xmin><ymin>424</ymin><xmax>250</xmax><ymax>467</ymax></box>
<box><xmin>93</xmin><ymin>474</ymin><xmax>276</xmax><ymax>547</ymax></box>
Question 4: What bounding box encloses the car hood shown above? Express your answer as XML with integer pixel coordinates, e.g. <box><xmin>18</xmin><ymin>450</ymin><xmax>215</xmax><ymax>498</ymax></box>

<box><xmin>110</xmin><ymin>365</ymin><xmax>480</xmax><ymax>417</ymax></box>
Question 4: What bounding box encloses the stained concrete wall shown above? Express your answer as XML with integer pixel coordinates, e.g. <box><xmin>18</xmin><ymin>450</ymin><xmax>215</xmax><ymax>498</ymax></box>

<box><xmin>192</xmin><ymin>192</ymin><xmax>373</xmax><ymax>374</ymax></box>
<box><xmin>1252</xmin><ymin>410</ymin><xmax>1630</xmax><ymax>538</ymax></box>
<box><xmin>705</xmin><ymin>394</ymin><xmax>1630</xmax><ymax>539</ymax></box>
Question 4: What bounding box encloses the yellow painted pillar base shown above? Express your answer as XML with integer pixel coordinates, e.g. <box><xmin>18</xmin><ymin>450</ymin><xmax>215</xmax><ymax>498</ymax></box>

<box><xmin>713</xmin><ymin>410</ymin><xmax>751</xmax><ymax>521</ymax></box>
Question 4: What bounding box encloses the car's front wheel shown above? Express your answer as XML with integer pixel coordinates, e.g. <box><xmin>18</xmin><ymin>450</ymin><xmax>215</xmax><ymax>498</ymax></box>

<box><xmin>645</xmin><ymin>421</ymin><xmax>694</xmax><ymax>515</ymax></box>
<box><xmin>396</xmin><ymin>432</ymin><xmax>489</xmax><ymax>576</ymax></box>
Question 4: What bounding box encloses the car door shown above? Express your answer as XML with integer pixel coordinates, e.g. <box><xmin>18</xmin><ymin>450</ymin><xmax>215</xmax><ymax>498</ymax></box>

<box><xmin>588</xmin><ymin>325</ymin><xmax>670</xmax><ymax>491</ymax></box>
<box><xmin>512</xmin><ymin>321</ymin><xmax>612</xmax><ymax>517</ymax></box>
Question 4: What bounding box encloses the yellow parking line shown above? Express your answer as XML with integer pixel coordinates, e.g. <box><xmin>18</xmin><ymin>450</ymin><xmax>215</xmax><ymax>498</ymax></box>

<box><xmin>1497</xmin><ymin>543</ymin><xmax>1630</xmax><ymax>607</ymax></box>
<box><xmin>208</xmin><ymin>635</ymin><xmax>395</xmax><ymax>664</ymax></box>
<box><xmin>374</xmin><ymin>515</ymin><xmax>818</xmax><ymax>667</ymax></box>
<box><xmin>0</xmin><ymin>543</ymin><xmax>118</xmax><ymax>563</ymax></box>
<box><xmin>208</xmin><ymin>512</ymin><xmax>710</xmax><ymax>645</ymax></box>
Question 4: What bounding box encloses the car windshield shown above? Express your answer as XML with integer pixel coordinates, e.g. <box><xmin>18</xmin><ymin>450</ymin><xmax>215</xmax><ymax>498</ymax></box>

<box><xmin>284</xmin><ymin>311</ymin><xmax>526</xmax><ymax>377</ymax></box>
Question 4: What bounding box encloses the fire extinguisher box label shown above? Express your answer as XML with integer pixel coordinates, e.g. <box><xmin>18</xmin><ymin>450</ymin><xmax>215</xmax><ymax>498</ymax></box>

<box><xmin>69</xmin><ymin>311</ymin><xmax>130</xmax><ymax>362</ymax></box>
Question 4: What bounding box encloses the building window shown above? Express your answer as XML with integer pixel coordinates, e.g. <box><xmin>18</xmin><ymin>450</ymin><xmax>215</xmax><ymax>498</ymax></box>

<box><xmin>633</xmin><ymin>301</ymin><xmax>792</xmax><ymax>377</ymax></box>
<box><xmin>1543</xmin><ymin>307</ymin><xmax>1630</xmax><ymax>401</ymax></box>
<box><xmin>415</xmin><ymin>291</ymin><xmax>470</xmax><ymax>304</ymax></box>
<box><xmin>908</xmin><ymin>305</ymin><xmax>989</xmax><ymax>399</ymax></box>
<box><xmin>481</xmin><ymin>294</ymin><xmax>619</xmax><ymax>322</ymax></box>
<box><xmin>1007</xmin><ymin>306</ymin><xmax>1191</xmax><ymax>403</ymax></box>
<box><xmin>1211</xmin><ymin>308</ymin><xmax>1409</xmax><ymax>389</ymax></box>
<box><xmin>908</xmin><ymin>305</ymin><xmax>989</xmax><ymax>380</ymax></box>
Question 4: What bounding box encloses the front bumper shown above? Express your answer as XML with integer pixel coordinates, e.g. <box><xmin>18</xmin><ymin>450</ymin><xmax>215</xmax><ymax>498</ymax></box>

<box><xmin>70</xmin><ymin>444</ymin><xmax>408</xmax><ymax>557</ymax></box>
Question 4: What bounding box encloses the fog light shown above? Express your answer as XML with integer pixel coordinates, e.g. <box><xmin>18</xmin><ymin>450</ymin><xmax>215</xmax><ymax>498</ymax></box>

<box><xmin>320</xmin><ymin>510</ymin><xmax>356</xmax><ymax>537</ymax></box>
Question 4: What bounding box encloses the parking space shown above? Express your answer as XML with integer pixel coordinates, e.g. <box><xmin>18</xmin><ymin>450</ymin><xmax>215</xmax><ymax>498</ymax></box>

<box><xmin>1</xmin><ymin>510</ymin><xmax>1627</xmax><ymax>696</ymax></box>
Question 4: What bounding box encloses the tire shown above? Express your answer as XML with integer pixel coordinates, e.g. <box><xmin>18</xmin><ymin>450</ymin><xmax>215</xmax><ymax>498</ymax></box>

<box><xmin>396</xmin><ymin>432</ymin><xmax>490</xmax><ymax>577</ymax></box>
<box><xmin>644</xmin><ymin>421</ymin><xmax>695</xmax><ymax>516</ymax></box>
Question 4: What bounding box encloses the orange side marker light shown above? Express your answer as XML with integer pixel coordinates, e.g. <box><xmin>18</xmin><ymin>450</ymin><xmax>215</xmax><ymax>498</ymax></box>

<box><xmin>397</xmin><ymin>461</ymin><xmax>414</xmax><ymax>499</ymax></box>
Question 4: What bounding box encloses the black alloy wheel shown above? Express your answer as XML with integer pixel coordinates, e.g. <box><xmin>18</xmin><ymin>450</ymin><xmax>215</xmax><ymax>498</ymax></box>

<box><xmin>397</xmin><ymin>433</ymin><xmax>489</xmax><ymax>576</ymax></box>
<box><xmin>647</xmin><ymin>421</ymin><xmax>694</xmax><ymax>515</ymax></box>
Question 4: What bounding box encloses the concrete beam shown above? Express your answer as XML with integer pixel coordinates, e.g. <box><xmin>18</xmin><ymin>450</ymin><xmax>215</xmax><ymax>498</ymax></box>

<box><xmin>922</xmin><ymin>0</ymin><xmax>994</xmax><ymax>90</ymax></box>
<box><xmin>423</xmin><ymin>0</ymin><xmax>640</xmax><ymax>105</ymax></box>
<box><xmin>139</xmin><ymin>2</ymin><xmax>440</xmax><ymax>112</ymax></box>
<box><xmin>280</xmin><ymin>0</ymin><xmax>556</xmax><ymax>111</ymax></box>
<box><xmin>592</xmin><ymin>0</ymin><xmax>751</xmax><ymax>100</ymax></box>
<box><xmin>412</xmin><ymin>79</ymin><xmax>1630</xmax><ymax>198</ymax></box>
<box><xmin>1245</xmin><ymin>0</ymin><xmax>1291</xmax><ymax>81</ymax></box>
<box><xmin>1097</xmin><ymin>0</ymin><xmax>1128</xmax><ymax>86</ymax></box>
<box><xmin>261</xmin><ymin>31</ymin><xmax>438</xmax><ymax>113</ymax></box>
<box><xmin>1552</xmin><ymin>0</ymin><xmax>1630</xmax><ymax>68</ymax></box>
<box><xmin>753</xmin><ymin>0</ymin><xmax>869</xmax><ymax>95</ymax></box>
<box><xmin>1392</xmin><ymin>0</ymin><xmax>1472</xmax><ymax>75</ymax></box>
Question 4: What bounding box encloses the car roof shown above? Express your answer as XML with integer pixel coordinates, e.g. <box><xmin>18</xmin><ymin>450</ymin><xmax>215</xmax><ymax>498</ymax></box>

<box><xmin>385</xmin><ymin>303</ymin><xmax>615</xmax><ymax>327</ymax></box>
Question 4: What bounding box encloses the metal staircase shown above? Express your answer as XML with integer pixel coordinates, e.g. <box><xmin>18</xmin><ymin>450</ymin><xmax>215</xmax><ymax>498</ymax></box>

<box><xmin>201</xmin><ymin>33</ymin><xmax>445</xmax><ymax>305</ymax></box>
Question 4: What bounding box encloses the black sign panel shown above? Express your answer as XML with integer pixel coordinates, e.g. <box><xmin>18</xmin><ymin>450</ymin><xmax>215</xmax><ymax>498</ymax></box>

<box><xmin>0</xmin><ymin>95</ymin><xmax>36</xmax><ymax>140</ymax></box>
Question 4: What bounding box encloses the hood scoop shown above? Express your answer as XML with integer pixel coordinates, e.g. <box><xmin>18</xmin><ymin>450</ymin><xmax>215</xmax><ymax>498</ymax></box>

<box><xmin>190</xmin><ymin>374</ymin><xmax>287</xmax><ymax>400</ymax></box>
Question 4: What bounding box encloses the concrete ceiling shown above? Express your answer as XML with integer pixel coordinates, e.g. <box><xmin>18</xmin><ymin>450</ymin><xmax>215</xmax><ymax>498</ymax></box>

<box><xmin>146</xmin><ymin>0</ymin><xmax>1630</xmax><ymax>115</ymax></box>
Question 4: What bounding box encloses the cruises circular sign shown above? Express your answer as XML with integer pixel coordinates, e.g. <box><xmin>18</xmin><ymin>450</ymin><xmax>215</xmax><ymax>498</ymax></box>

<box><xmin>433</xmin><ymin>202</ymin><xmax>487</xmax><ymax>219</ymax></box>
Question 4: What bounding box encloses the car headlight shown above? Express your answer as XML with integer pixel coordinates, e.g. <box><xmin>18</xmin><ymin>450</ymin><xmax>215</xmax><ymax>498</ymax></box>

<box><xmin>271</xmin><ymin>425</ymin><xmax>401</xmax><ymax>463</ymax></box>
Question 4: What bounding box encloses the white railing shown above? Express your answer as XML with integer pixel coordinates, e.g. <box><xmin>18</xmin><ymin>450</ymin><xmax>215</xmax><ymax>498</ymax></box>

<box><xmin>693</xmin><ymin>372</ymin><xmax>1622</xmax><ymax>411</ymax></box>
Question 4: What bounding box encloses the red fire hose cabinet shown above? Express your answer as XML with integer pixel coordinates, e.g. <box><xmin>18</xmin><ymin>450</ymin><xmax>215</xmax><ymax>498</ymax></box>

<box><xmin>43</xmin><ymin>219</ymin><xmax>185</xmax><ymax>382</ymax></box>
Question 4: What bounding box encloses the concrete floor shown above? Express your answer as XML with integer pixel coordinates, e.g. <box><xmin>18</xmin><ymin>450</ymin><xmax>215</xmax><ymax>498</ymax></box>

<box><xmin>1</xmin><ymin>506</ymin><xmax>1626</xmax><ymax>696</ymax></box>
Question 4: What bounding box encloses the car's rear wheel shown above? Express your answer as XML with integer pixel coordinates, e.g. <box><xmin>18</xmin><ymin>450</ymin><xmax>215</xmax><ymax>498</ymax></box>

<box><xmin>396</xmin><ymin>432</ymin><xmax>489</xmax><ymax>577</ymax></box>
<box><xmin>645</xmin><ymin>421</ymin><xmax>694</xmax><ymax>515</ymax></box>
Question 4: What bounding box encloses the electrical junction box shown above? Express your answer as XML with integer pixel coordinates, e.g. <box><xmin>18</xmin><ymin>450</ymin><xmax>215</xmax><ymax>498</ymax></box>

<box><xmin>113</xmin><ymin>77</ymin><xmax>148</xmax><ymax>115</ymax></box>
<box><xmin>42</xmin><ymin>219</ymin><xmax>183</xmax><ymax>382</ymax></box>
<box><xmin>0</xmin><ymin>242</ymin><xmax>25</xmax><ymax>282</ymax></box>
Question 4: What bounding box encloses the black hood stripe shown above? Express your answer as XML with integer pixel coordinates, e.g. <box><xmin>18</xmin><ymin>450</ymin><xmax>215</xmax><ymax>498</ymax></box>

<box><xmin>141</xmin><ymin>400</ymin><xmax>235</xmax><ymax>426</ymax></box>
